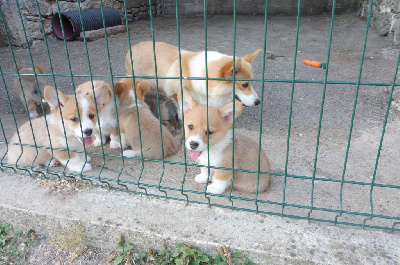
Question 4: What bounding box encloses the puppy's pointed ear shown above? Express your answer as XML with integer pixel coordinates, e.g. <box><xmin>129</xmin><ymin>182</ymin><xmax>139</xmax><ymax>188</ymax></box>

<box><xmin>220</xmin><ymin>58</ymin><xmax>241</xmax><ymax>78</ymax></box>
<box><xmin>218</xmin><ymin>101</ymin><xmax>243</xmax><ymax>126</ymax></box>
<box><xmin>135</xmin><ymin>80</ymin><xmax>150</xmax><ymax>99</ymax></box>
<box><xmin>16</xmin><ymin>64</ymin><xmax>24</xmax><ymax>71</ymax></box>
<box><xmin>94</xmin><ymin>83</ymin><xmax>112</xmax><ymax>107</ymax></box>
<box><xmin>177</xmin><ymin>88</ymin><xmax>197</xmax><ymax>114</ymax></box>
<box><xmin>34</xmin><ymin>65</ymin><xmax>44</xmax><ymax>74</ymax></box>
<box><xmin>243</xmin><ymin>49</ymin><xmax>262</xmax><ymax>63</ymax></box>
<box><xmin>44</xmin><ymin>86</ymin><xmax>68</xmax><ymax>110</ymax></box>
<box><xmin>114</xmin><ymin>82</ymin><xmax>127</xmax><ymax>99</ymax></box>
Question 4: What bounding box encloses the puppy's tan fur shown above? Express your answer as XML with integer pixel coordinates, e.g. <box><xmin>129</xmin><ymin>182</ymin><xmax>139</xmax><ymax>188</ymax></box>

<box><xmin>7</xmin><ymin>84</ymin><xmax>109</xmax><ymax>172</ymax></box>
<box><xmin>178</xmin><ymin>89</ymin><xmax>271</xmax><ymax>194</ymax></box>
<box><xmin>126</xmin><ymin>41</ymin><xmax>262</xmax><ymax>107</ymax></box>
<box><xmin>76</xmin><ymin>80</ymin><xmax>123</xmax><ymax>148</ymax></box>
<box><xmin>114</xmin><ymin>78</ymin><xmax>179</xmax><ymax>159</ymax></box>
<box><xmin>13</xmin><ymin>64</ymin><xmax>47</xmax><ymax>119</ymax></box>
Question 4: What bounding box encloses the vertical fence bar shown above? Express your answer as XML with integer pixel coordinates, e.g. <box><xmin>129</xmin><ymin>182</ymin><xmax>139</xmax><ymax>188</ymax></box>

<box><xmin>255</xmin><ymin>0</ymin><xmax>269</xmax><ymax>213</ymax></box>
<box><xmin>363</xmin><ymin>48</ymin><xmax>400</xmax><ymax>227</ymax></box>
<box><xmin>335</xmin><ymin>0</ymin><xmax>375</xmax><ymax>224</ymax></box>
<box><xmin>6</xmin><ymin>0</ymin><xmax>41</xmax><ymax>173</ymax></box>
<box><xmin>54</xmin><ymin>0</ymin><xmax>89</xmax><ymax>176</ymax></box>
<box><xmin>148</xmin><ymin>0</ymin><xmax>168</xmax><ymax>197</ymax></box>
<box><xmin>97</xmin><ymin>0</ymin><xmax>128</xmax><ymax>189</ymax></box>
<box><xmin>123</xmin><ymin>0</ymin><xmax>147</xmax><ymax>194</ymax></box>
<box><xmin>308</xmin><ymin>0</ymin><xmax>337</xmax><ymax>219</ymax></box>
<box><xmin>227</xmin><ymin>0</ymin><xmax>237</xmax><ymax>208</ymax></box>
<box><xmin>33</xmin><ymin>0</ymin><xmax>58</xmax><ymax>175</ymax></box>
<box><xmin>203</xmin><ymin>0</ymin><xmax>211</xmax><ymax>205</ymax></box>
<box><xmin>175</xmin><ymin>0</ymin><xmax>189</xmax><ymax>202</ymax></box>
<box><xmin>281</xmin><ymin>0</ymin><xmax>302</xmax><ymax>216</ymax></box>
<box><xmin>75</xmin><ymin>0</ymin><xmax>108</xmax><ymax>187</ymax></box>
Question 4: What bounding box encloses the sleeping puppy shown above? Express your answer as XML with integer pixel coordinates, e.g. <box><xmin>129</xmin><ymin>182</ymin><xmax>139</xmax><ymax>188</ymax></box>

<box><xmin>126</xmin><ymin>41</ymin><xmax>262</xmax><ymax>108</ymax></box>
<box><xmin>114</xmin><ymin>78</ymin><xmax>179</xmax><ymax>159</ymax></box>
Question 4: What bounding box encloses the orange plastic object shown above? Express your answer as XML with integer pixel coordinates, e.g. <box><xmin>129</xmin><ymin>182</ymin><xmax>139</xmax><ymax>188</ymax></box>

<box><xmin>303</xmin><ymin>60</ymin><xmax>322</xmax><ymax>68</ymax></box>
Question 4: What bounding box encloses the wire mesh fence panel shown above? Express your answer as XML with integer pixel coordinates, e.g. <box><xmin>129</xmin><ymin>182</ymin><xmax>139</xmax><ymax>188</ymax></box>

<box><xmin>0</xmin><ymin>0</ymin><xmax>399</xmax><ymax>232</ymax></box>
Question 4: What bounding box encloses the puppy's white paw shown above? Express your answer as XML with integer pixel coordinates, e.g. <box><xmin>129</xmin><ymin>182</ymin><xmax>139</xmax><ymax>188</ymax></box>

<box><xmin>123</xmin><ymin>150</ymin><xmax>140</xmax><ymax>158</ymax></box>
<box><xmin>109</xmin><ymin>139</ymin><xmax>121</xmax><ymax>149</ymax></box>
<box><xmin>93</xmin><ymin>138</ymin><xmax>102</xmax><ymax>146</ymax></box>
<box><xmin>85</xmin><ymin>156</ymin><xmax>91</xmax><ymax>162</ymax></box>
<box><xmin>69</xmin><ymin>163</ymin><xmax>92</xmax><ymax>172</ymax></box>
<box><xmin>81</xmin><ymin>163</ymin><xmax>92</xmax><ymax>172</ymax></box>
<box><xmin>206</xmin><ymin>180</ymin><xmax>228</xmax><ymax>194</ymax></box>
<box><xmin>29</xmin><ymin>112</ymin><xmax>39</xmax><ymax>119</ymax></box>
<box><xmin>195</xmin><ymin>173</ymin><xmax>209</xmax><ymax>183</ymax></box>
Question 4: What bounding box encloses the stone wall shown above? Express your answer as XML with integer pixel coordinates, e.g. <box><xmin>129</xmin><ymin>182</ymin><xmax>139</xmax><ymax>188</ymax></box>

<box><xmin>164</xmin><ymin>0</ymin><xmax>364</xmax><ymax>16</ymax></box>
<box><xmin>360</xmin><ymin>0</ymin><xmax>400</xmax><ymax>45</ymax></box>
<box><xmin>0</xmin><ymin>0</ymin><xmax>162</xmax><ymax>47</ymax></box>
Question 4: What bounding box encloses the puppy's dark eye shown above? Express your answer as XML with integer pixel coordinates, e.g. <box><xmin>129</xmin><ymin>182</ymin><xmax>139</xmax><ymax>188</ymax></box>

<box><xmin>175</xmin><ymin>113</ymin><xmax>179</xmax><ymax>121</ymax></box>
<box><xmin>89</xmin><ymin>114</ymin><xmax>94</xmax><ymax>119</ymax></box>
<box><xmin>242</xmin><ymin>83</ymin><xmax>249</xmax><ymax>88</ymax></box>
<box><xmin>71</xmin><ymin>117</ymin><xmax>78</xmax><ymax>122</ymax></box>
<box><xmin>188</xmin><ymin>124</ymin><xmax>193</xmax><ymax>130</ymax></box>
<box><xmin>33</xmin><ymin>89</ymin><xmax>38</xmax><ymax>94</ymax></box>
<box><xmin>206</xmin><ymin>130</ymin><xmax>213</xmax><ymax>135</ymax></box>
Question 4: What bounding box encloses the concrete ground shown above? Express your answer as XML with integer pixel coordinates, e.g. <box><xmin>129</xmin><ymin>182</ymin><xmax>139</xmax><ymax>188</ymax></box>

<box><xmin>1</xmin><ymin>174</ymin><xmax>399</xmax><ymax>264</ymax></box>
<box><xmin>0</xmin><ymin>12</ymin><xmax>400</xmax><ymax>263</ymax></box>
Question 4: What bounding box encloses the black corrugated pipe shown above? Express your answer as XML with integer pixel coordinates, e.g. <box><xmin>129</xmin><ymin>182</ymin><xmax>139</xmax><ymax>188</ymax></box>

<box><xmin>52</xmin><ymin>8</ymin><xmax>122</xmax><ymax>40</ymax></box>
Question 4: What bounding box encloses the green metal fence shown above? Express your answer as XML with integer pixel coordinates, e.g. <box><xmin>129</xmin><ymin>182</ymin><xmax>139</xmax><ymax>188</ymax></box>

<box><xmin>0</xmin><ymin>0</ymin><xmax>399</xmax><ymax>233</ymax></box>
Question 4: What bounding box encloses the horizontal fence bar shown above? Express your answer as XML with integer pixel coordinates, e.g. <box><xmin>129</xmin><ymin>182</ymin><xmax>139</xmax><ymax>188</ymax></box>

<box><xmin>3</xmin><ymin>167</ymin><xmax>400</xmax><ymax>232</ymax></box>
<box><xmin>1</xmin><ymin>72</ymin><xmax>399</xmax><ymax>87</ymax></box>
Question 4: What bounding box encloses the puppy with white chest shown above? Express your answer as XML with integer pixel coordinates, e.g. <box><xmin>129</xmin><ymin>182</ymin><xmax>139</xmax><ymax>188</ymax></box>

<box><xmin>114</xmin><ymin>78</ymin><xmax>179</xmax><ymax>159</ymax></box>
<box><xmin>13</xmin><ymin>63</ymin><xmax>47</xmax><ymax>119</ymax></box>
<box><xmin>178</xmin><ymin>89</ymin><xmax>271</xmax><ymax>194</ymax></box>
<box><xmin>7</xmin><ymin>84</ymin><xmax>109</xmax><ymax>172</ymax></box>
<box><xmin>126</xmin><ymin>41</ymin><xmax>262</xmax><ymax>108</ymax></box>
<box><xmin>76</xmin><ymin>80</ymin><xmax>125</xmax><ymax>149</ymax></box>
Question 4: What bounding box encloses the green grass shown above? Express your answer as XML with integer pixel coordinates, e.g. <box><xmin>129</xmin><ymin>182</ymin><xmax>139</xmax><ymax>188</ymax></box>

<box><xmin>0</xmin><ymin>223</ymin><xmax>37</xmax><ymax>265</ymax></box>
<box><xmin>109</xmin><ymin>235</ymin><xmax>256</xmax><ymax>265</ymax></box>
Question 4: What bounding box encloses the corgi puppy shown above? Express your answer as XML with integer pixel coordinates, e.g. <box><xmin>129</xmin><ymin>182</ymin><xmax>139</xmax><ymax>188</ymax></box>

<box><xmin>126</xmin><ymin>41</ymin><xmax>262</xmax><ymax>108</ymax></box>
<box><xmin>7</xmin><ymin>84</ymin><xmax>109</xmax><ymax>172</ymax></box>
<box><xmin>13</xmin><ymin>63</ymin><xmax>47</xmax><ymax>119</ymax></box>
<box><xmin>144</xmin><ymin>91</ymin><xmax>181</xmax><ymax>136</ymax></box>
<box><xmin>178</xmin><ymin>89</ymin><xmax>271</xmax><ymax>194</ymax></box>
<box><xmin>114</xmin><ymin>78</ymin><xmax>179</xmax><ymax>159</ymax></box>
<box><xmin>76</xmin><ymin>80</ymin><xmax>127</xmax><ymax>149</ymax></box>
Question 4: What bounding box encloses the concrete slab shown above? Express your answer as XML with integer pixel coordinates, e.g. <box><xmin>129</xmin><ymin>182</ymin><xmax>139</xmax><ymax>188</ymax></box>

<box><xmin>0</xmin><ymin>173</ymin><xmax>399</xmax><ymax>264</ymax></box>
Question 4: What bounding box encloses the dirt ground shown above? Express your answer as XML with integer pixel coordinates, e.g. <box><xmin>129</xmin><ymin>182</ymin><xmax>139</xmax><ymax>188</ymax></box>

<box><xmin>0</xmin><ymin>11</ymin><xmax>400</xmax><ymax>234</ymax></box>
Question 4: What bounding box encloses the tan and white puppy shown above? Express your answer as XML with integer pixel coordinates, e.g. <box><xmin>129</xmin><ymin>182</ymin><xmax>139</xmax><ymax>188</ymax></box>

<box><xmin>114</xmin><ymin>78</ymin><xmax>179</xmax><ymax>159</ymax></box>
<box><xmin>178</xmin><ymin>89</ymin><xmax>271</xmax><ymax>194</ymax></box>
<box><xmin>13</xmin><ymin>63</ymin><xmax>47</xmax><ymax>119</ymax></box>
<box><xmin>7</xmin><ymin>85</ymin><xmax>109</xmax><ymax>172</ymax></box>
<box><xmin>126</xmin><ymin>41</ymin><xmax>262</xmax><ymax>108</ymax></box>
<box><xmin>76</xmin><ymin>80</ymin><xmax>125</xmax><ymax>149</ymax></box>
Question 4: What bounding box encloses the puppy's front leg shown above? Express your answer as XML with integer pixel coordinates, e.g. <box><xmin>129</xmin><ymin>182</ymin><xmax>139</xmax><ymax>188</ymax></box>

<box><xmin>93</xmin><ymin>131</ymin><xmax>106</xmax><ymax>147</ymax></box>
<box><xmin>206</xmin><ymin>169</ymin><xmax>231</xmax><ymax>194</ymax></box>
<box><xmin>27</xmin><ymin>101</ymin><xmax>39</xmax><ymax>119</ymax></box>
<box><xmin>54</xmin><ymin>149</ymin><xmax>92</xmax><ymax>172</ymax></box>
<box><xmin>195</xmin><ymin>167</ymin><xmax>214</xmax><ymax>183</ymax></box>
<box><xmin>110</xmin><ymin>129</ymin><xmax>128</xmax><ymax>149</ymax></box>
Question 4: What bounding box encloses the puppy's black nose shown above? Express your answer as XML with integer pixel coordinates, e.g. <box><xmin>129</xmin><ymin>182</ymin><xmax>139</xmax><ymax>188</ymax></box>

<box><xmin>254</xmin><ymin>99</ymin><xmax>260</xmax><ymax>105</ymax></box>
<box><xmin>84</xmin><ymin>129</ymin><xmax>93</xmax><ymax>136</ymax></box>
<box><xmin>190</xmin><ymin>141</ymin><xmax>199</xmax><ymax>150</ymax></box>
